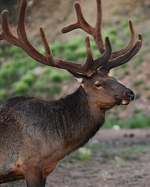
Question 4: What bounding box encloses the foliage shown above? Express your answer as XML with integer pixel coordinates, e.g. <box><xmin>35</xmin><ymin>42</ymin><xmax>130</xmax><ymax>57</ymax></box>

<box><xmin>107</xmin><ymin>27</ymin><xmax>117</xmax><ymax>35</ymax></box>
<box><xmin>121</xmin><ymin>19</ymin><xmax>128</xmax><ymax>28</ymax></box>
<box><xmin>134</xmin><ymin>80</ymin><xmax>143</xmax><ymax>87</ymax></box>
<box><xmin>13</xmin><ymin>81</ymin><xmax>29</xmax><ymax>96</ymax></box>
<box><xmin>104</xmin><ymin>114</ymin><xmax>150</xmax><ymax>129</ymax></box>
<box><xmin>115</xmin><ymin>156</ymin><xmax>126</xmax><ymax>167</ymax></box>
<box><xmin>135</xmin><ymin>92</ymin><xmax>141</xmax><ymax>99</ymax></box>
<box><xmin>102</xmin><ymin>171</ymin><xmax>114</xmax><ymax>180</ymax></box>
<box><xmin>78</xmin><ymin>147</ymin><xmax>91</xmax><ymax>162</ymax></box>
<box><xmin>0</xmin><ymin>89</ymin><xmax>8</xmax><ymax>101</ymax></box>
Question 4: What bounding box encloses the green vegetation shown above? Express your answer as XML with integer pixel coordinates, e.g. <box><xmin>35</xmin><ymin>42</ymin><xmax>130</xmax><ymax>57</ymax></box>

<box><xmin>78</xmin><ymin>147</ymin><xmax>91</xmax><ymax>162</ymax></box>
<box><xmin>121</xmin><ymin>19</ymin><xmax>128</xmax><ymax>28</ymax></box>
<box><xmin>67</xmin><ymin>140</ymin><xmax>150</xmax><ymax>164</ymax></box>
<box><xmin>144</xmin><ymin>85</ymin><xmax>150</xmax><ymax>91</ymax></box>
<box><xmin>112</xmin><ymin>8</ymin><xmax>118</xmax><ymax>15</ymax></box>
<box><xmin>104</xmin><ymin>114</ymin><xmax>150</xmax><ymax>129</ymax></box>
<box><xmin>102</xmin><ymin>171</ymin><xmax>114</xmax><ymax>180</ymax></box>
<box><xmin>0</xmin><ymin>89</ymin><xmax>8</xmax><ymax>101</ymax></box>
<box><xmin>0</xmin><ymin>41</ymin><xmax>70</xmax><ymax>101</ymax></box>
<box><xmin>107</xmin><ymin>27</ymin><xmax>117</xmax><ymax>35</ymax></box>
<box><xmin>135</xmin><ymin>92</ymin><xmax>141</xmax><ymax>99</ymax></box>
<box><xmin>13</xmin><ymin>81</ymin><xmax>29</xmax><ymax>95</ymax></box>
<box><xmin>124</xmin><ymin>71</ymin><xmax>130</xmax><ymax>76</ymax></box>
<box><xmin>116</xmin><ymin>40</ymin><xmax>124</xmax><ymax>48</ymax></box>
<box><xmin>134</xmin><ymin>80</ymin><xmax>143</xmax><ymax>87</ymax></box>
<box><xmin>147</xmin><ymin>95</ymin><xmax>150</xmax><ymax>100</ymax></box>
<box><xmin>132</xmin><ymin>17</ymin><xmax>139</xmax><ymax>25</ymax></box>
<box><xmin>115</xmin><ymin>156</ymin><xmax>126</xmax><ymax>167</ymax></box>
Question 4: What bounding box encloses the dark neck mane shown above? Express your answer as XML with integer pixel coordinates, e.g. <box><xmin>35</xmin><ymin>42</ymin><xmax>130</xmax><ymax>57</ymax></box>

<box><xmin>58</xmin><ymin>86</ymin><xmax>105</xmax><ymax>155</ymax></box>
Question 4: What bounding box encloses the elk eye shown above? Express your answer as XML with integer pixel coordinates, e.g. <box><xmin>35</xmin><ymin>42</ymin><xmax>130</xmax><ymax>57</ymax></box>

<box><xmin>95</xmin><ymin>83</ymin><xmax>102</xmax><ymax>88</ymax></box>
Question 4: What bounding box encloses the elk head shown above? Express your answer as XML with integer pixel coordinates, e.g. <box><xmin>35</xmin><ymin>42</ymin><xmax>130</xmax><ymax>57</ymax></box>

<box><xmin>0</xmin><ymin>0</ymin><xmax>142</xmax><ymax>110</ymax></box>
<box><xmin>70</xmin><ymin>69</ymin><xmax>135</xmax><ymax>110</ymax></box>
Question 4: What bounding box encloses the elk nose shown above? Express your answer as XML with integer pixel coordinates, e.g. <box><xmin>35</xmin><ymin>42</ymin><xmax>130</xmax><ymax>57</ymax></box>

<box><xmin>126</xmin><ymin>90</ymin><xmax>135</xmax><ymax>101</ymax></box>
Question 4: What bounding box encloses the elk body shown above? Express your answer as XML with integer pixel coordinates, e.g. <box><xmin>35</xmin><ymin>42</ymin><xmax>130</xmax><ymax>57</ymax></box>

<box><xmin>0</xmin><ymin>0</ymin><xmax>142</xmax><ymax>186</ymax></box>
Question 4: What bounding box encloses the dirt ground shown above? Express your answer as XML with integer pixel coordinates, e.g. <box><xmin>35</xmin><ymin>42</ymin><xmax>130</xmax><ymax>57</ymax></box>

<box><xmin>1</xmin><ymin>128</ymin><xmax>150</xmax><ymax>187</ymax></box>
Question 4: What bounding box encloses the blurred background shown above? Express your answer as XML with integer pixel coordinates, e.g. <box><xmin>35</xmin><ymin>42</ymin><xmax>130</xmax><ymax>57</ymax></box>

<box><xmin>0</xmin><ymin>0</ymin><xmax>150</xmax><ymax>186</ymax></box>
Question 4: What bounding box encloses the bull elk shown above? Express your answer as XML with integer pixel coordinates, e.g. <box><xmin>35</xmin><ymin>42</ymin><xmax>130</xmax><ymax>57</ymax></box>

<box><xmin>0</xmin><ymin>0</ymin><xmax>142</xmax><ymax>186</ymax></box>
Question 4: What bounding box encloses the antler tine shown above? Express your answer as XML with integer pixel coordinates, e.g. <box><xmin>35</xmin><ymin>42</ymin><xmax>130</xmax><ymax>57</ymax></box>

<box><xmin>61</xmin><ymin>1</ymin><xmax>105</xmax><ymax>55</ymax></box>
<box><xmin>0</xmin><ymin>10</ymin><xmax>20</xmax><ymax>45</ymax></box>
<box><xmin>17</xmin><ymin>0</ymin><xmax>50</xmax><ymax>65</ymax></box>
<box><xmin>61</xmin><ymin>2</ymin><xmax>94</xmax><ymax>35</ymax></box>
<box><xmin>82</xmin><ymin>36</ymin><xmax>93</xmax><ymax>72</ymax></box>
<box><xmin>102</xmin><ymin>34</ymin><xmax>142</xmax><ymax>70</ymax></box>
<box><xmin>91</xmin><ymin>37</ymin><xmax>111</xmax><ymax>70</ymax></box>
<box><xmin>110</xmin><ymin>20</ymin><xmax>136</xmax><ymax>60</ymax></box>
<box><xmin>40</xmin><ymin>27</ymin><xmax>55</xmax><ymax>65</ymax></box>
<box><xmin>94</xmin><ymin>0</ymin><xmax>105</xmax><ymax>54</ymax></box>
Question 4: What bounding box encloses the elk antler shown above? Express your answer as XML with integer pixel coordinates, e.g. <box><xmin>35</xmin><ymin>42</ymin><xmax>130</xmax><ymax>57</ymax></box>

<box><xmin>61</xmin><ymin>0</ymin><xmax>142</xmax><ymax>70</ymax></box>
<box><xmin>102</xmin><ymin>34</ymin><xmax>142</xmax><ymax>70</ymax></box>
<box><xmin>0</xmin><ymin>0</ymin><xmax>113</xmax><ymax>77</ymax></box>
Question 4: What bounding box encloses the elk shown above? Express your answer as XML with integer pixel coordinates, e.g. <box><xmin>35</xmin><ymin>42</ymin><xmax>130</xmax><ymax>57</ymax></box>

<box><xmin>0</xmin><ymin>0</ymin><xmax>142</xmax><ymax>186</ymax></box>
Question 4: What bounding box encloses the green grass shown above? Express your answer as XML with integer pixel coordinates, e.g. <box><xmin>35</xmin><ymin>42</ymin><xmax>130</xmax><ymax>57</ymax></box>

<box><xmin>75</xmin><ymin>46</ymin><xmax>87</xmax><ymax>58</ymax></box>
<box><xmin>0</xmin><ymin>89</ymin><xmax>8</xmax><ymax>101</ymax></box>
<box><xmin>121</xmin><ymin>19</ymin><xmax>129</xmax><ymax>28</ymax></box>
<box><xmin>134</xmin><ymin>80</ymin><xmax>143</xmax><ymax>87</ymax></box>
<box><xmin>78</xmin><ymin>147</ymin><xmax>91</xmax><ymax>162</ymax></box>
<box><xmin>112</xmin><ymin>8</ymin><xmax>118</xmax><ymax>15</ymax></box>
<box><xmin>116</xmin><ymin>40</ymin><xmax>124</xmax><ymax>48</ymax></box>
<box><xmin>118</xmin><ymin>145</ymin><xmax>150</xmax><ymax>154</ymax></box>
<box><xmin>21</xmin><ymin>72</ymin><xmax>35</xmax><ymax>86</ymax></box>
<box><xmin>124</xmin><ymin>71</ymin><xmax>130</xmax><ymax>76</ymax></box>
<box><xmin>13</xmin><ymin>81</ymin><xmax>29</xmax><ymax>95</ymax></box>
<box><xmin>104</xmin><ymin>114</ymin><xmax>150</xmax><ymax>129</ymax></box>
<box><xmin>108</xmin><ymin>35</ymin><xmax>116</xmax><ymax>44</ymax></box>
<box><xmin>135</xmin><ymin>92</ymin><xmax>141</xmax><ymax>99</ymax></box>
<box><xmin>0</xmin><ymin>49</ymin><xmax>3</xmax><ymax>57</ymax></box>
<box><xmin>73</xmin><ymin>141</ymin><xmax>150</xmax><ymax>165</ymax></box>
<box><xmin>147</xmin><ymin>95</ymin><xmax>150</xmax><ymax>100</ymax></box>
<box><xmin>143</xmin><ymin>85</ymin><xmax>150</xmax><ymax>91</ymax></box>
<box><xmin>132</xmin><ymin>17</ymin><xmax>139</xmax><ymax>25</ymax></box>
<box><xmin>107</xmin><ymin>27</ymin><xmax>117</xmax><ymax>35</ymax></box>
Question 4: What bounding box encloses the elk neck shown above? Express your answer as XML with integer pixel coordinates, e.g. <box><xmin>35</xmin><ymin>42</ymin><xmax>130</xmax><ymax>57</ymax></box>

<box><xmin>55</xmin><ymin>85</ymin><xmax>105</xmax><ymax>156</ymax></box>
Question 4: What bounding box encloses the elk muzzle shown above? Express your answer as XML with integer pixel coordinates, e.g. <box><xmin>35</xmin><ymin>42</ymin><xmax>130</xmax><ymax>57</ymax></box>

<box><xmin>125</xmin><ymin>90</ymin><xmax>135</xmax><ymax>101</ymax></box>
<box><xmin>121</xmin><ymin>89</ymin><xmax>135</xmax><ymax>105</ymax></box>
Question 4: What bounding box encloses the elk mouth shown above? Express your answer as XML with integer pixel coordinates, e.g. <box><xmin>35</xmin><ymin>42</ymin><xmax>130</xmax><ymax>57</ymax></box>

<box><xmin>101</xmin><ymin>99</ymin><xmax>130</xmax><ymax>110</ymax></box>
<box><xmin>116</xmin><ymin>97</ymin><xmax>130</xmax><ymax>106</ymax></box>
<box><xmin>121</xmin><ymin>100</ymin><xmax>130</xmax><ymax>105</ymax></box>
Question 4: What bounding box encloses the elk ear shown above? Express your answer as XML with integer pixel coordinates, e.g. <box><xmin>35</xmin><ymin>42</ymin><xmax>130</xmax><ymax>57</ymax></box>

<box><xmin>68</xmin><ymin>70</ymin><xmax>85</xmax><ymax>84</ymax></box>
